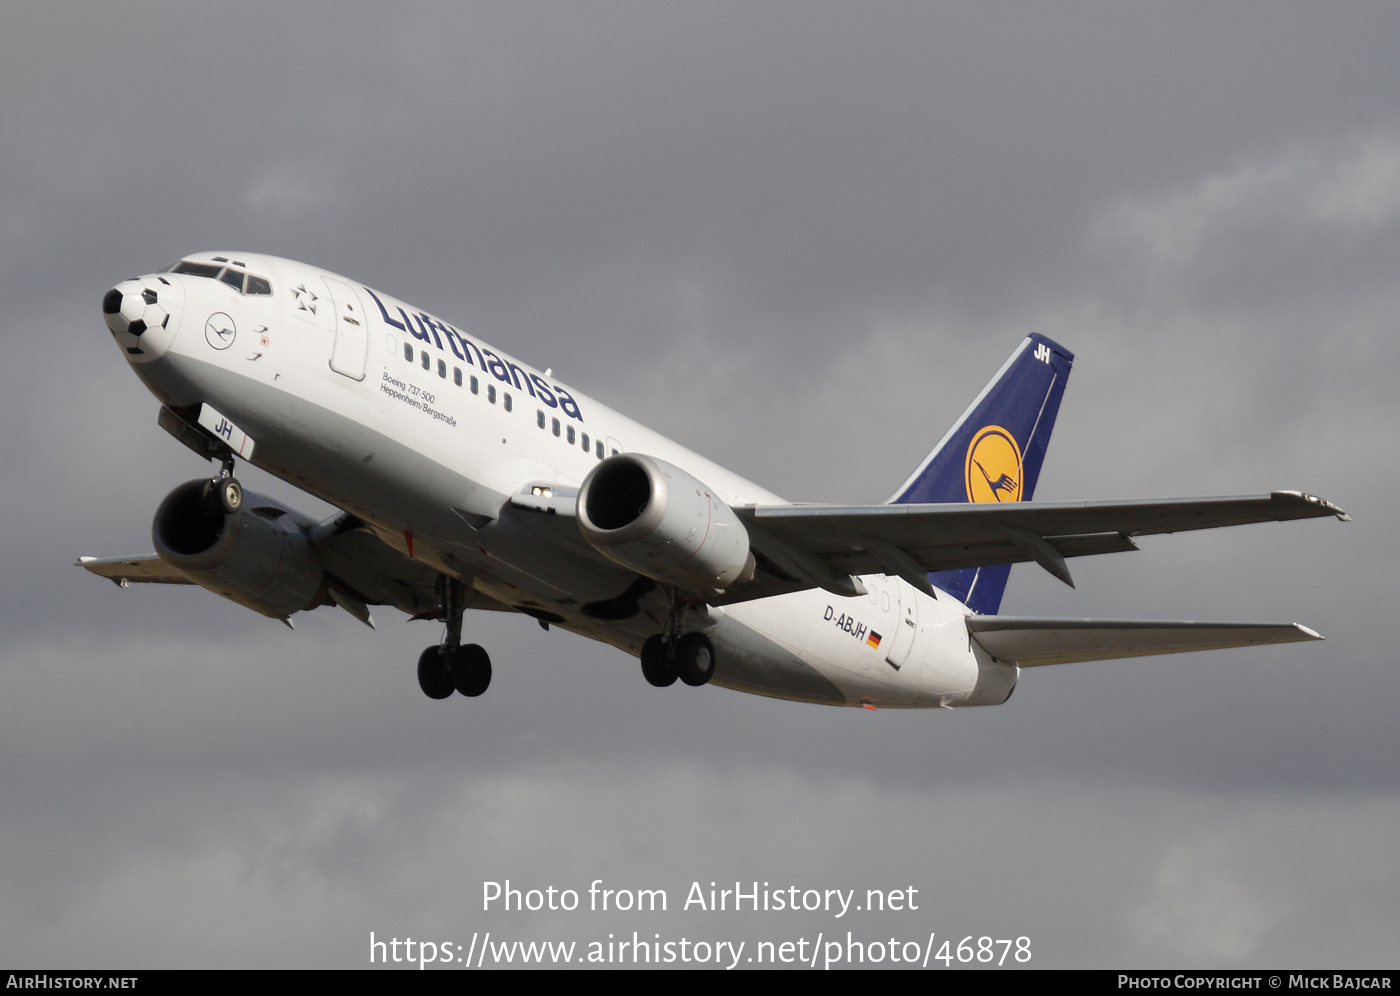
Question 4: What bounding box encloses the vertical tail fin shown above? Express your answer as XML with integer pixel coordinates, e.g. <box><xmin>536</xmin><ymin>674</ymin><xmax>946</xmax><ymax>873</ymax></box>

<box><xmin>888</xmin><ymin>333</ymin><xmax>1073</xmax><ymax>615</ymax></box>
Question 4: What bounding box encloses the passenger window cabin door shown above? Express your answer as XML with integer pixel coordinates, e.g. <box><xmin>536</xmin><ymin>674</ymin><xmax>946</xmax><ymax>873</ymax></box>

<box><xmin>324</xmin><ymin>276</ymin><xmax>368</xmax><ymax>381</ymax></box>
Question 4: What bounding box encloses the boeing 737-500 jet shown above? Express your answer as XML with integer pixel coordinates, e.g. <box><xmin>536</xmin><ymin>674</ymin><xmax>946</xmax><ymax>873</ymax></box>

<box><xmin>80</xmin><ymin>253</ymin><xmax>1346</xmax><ymax>709</ymax></box>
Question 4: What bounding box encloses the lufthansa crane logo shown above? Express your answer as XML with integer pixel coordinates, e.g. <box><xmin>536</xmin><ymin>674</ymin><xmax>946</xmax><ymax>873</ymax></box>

<box><xmin>965</xmin><ymin>425</ymin><xmax>1023</xmax><ymax>503</ymax></box>
<box><xmin>204</xmin><ymin>312</ymin><xmax>236</xmax><ymax>350</ymax></box>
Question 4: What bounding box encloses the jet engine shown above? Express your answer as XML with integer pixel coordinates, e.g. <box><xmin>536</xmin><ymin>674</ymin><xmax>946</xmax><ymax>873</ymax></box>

<box><xmin>576</xmin><ymin>454</ymin><xmax>754</xmax><ymax>592</ymax></box>
<box><xmin>152</xmin><ymin>479</ymin><xmax>326</xmax><ymax>620</ymax></box>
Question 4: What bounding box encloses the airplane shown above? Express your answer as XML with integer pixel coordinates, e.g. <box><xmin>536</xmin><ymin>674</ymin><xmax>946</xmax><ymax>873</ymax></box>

<box><xmin>79</xmin><ymin>252</ymin><xmax>1348</xmax><ymax>710</ymax></box>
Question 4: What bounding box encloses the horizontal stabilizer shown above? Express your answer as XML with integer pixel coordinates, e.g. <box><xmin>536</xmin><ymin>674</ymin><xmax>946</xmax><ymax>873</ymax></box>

<box><xmin>76</xmin><ymin>554</ymin><xmax>191</xmax><ymax>586</ymax></box>
<box><xmin>966</xmin><ymin>616</ymin><xmax>1322</xmax><ymax>667</ymax></box>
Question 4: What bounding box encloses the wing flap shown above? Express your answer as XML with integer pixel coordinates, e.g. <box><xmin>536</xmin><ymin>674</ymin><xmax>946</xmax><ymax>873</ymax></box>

<box><xmin>817</xmin><ymin>531</ymin><xmax>1136</xmax><ymax>577</ymax></box>
<box><xmin>966</xmin><ymin>616</ymin><xmax>1322</xmax><ymax>667</ymax></box>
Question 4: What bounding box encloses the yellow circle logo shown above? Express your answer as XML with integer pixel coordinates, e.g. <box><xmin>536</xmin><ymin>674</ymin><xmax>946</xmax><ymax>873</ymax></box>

<box><xmin>964</xmin><ymin>426</ymin><xmax>1023</xmax><ymax>503</ymax></box>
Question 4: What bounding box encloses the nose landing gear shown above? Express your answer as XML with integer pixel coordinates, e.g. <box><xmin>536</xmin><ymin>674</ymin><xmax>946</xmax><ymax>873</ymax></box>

<box><xmin>200</xmin><ymin>454</ymin><xmax>243</xmax><ymax>516</ymax></box>
<box><xmin>417</xmin><ymin>574</ymin><xmax>493</xmax><ymax>700</ymax></box>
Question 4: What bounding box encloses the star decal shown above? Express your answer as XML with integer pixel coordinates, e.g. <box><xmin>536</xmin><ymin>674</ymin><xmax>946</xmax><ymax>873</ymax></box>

<box><xmin>292</xmin><ymin>283</ymin><xmax>318</xmax><ymax>314</ymax></box>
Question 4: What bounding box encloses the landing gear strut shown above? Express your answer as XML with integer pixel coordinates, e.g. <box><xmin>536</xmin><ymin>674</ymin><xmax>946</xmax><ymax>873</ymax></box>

<box><xmin>418</xmin><ymin>574</ymin><xmax>492</xmax><ymax>700</ymax></box>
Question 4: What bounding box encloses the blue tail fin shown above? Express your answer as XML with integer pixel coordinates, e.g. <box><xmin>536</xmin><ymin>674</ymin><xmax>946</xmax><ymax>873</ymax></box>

<box><xmin>888</xmin><ymin>333</ymin><xmax>1074</xmax><ymax>615</ymax></box>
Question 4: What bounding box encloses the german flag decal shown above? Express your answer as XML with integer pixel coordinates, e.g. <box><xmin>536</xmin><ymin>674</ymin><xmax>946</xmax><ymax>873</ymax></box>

<box><xmin>866</xmin><ymin>631</ymin><xmax>882</xmax><ymax>649</ymax></box>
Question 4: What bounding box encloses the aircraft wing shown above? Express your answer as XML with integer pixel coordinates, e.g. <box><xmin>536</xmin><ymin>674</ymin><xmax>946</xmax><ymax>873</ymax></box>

<box><xmin>723</xmin><ymin>491</ymin><xmax>1347</xmax><ymax>601</ymax></box>
<box><xmin>76</xmin><ymin>554</ymin><xmax>193</xmax><ymax>585</ymax></box>
<box><xmin>966</xmin><ymin>616</ymin><xmax>1322</xmax><ymax>667</ymax></box>
<box><xmin>76</xmin><ymin>515</ymin><xmax>517</xmax><ymax>624</ymax></box>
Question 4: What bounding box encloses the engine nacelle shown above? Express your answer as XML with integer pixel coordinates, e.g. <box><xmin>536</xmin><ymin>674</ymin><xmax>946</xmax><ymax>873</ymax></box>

<box><xmin>576</xmin><ymin>454</ymin><xmax>754</xmax><ymax>592</ymax></box>
<box><xmin>152</xmin><ymin>479</ymin><xmax>326</xmax><ymax>619</ymax></box>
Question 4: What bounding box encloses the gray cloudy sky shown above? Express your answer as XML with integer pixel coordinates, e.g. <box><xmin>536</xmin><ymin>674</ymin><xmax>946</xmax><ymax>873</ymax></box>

<box><xmin>1</xmin><ymin>2</ymin><xmax>1397</xmax><ymax>969</ymax></box>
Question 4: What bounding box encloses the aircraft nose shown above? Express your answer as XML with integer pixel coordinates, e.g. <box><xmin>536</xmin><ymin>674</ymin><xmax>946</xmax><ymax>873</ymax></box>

<box><xmin>102</xmin><ymin>279</ymin><xmax>163</xmax><ymax>338</ymax></box>
<box><xmin>102</xmin><ymin>275</ymin><xmax>183</xmax><ymax>361</ymax></box>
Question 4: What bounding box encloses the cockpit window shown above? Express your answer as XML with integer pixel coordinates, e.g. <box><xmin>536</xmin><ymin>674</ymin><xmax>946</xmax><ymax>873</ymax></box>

<box><xmin>170</xmin><ymin>260</ymin><xmax>273</xmax><ymax>296</ymax></box>
<box><xmin>172</xmin><ymin>261</ymin><xmax>222</xmax><ymax>278</ymax></box>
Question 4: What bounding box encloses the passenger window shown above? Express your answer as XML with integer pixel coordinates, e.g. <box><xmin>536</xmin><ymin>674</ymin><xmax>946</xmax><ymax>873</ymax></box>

<box><xmin>487</xmin><ymin>384</ymin><xmax>496</xmax><ymax>404</ymax></box>
<box><xmin>438</xmin><ymin>359</ymin><xmax>446</xmax><ymax>378</ymax></box>
<box><xmin>504</xmin><ymin>393</ymin><xmax>512</xmax><ymax>412</ymax></box>
<box><xmin>595</xmin><ymin>440</ymin><xmax>603</xmax><ymax>459</ymax></box>
<box><xmin>566</xmin><ymin>426</ymin><xmax>575</xmax><ymax>444</ymax></box>
<box><xmin>219</xmin><ymin>268</ymin><xmax>244</xmax><ymax>291</ymax></box>
<box><xmin>881</xmin><ymin>592</ymin><xmax>890</xmax><ymax>612</ymax></box>
<box><xmin>581</xmin><ymin>432</ymin><xmax>589</xmax><ymax>451</ymax></box>
<box><xmin>454</xmin><ymin>368</ymin><xmax>462</xmax><ymax>386</ymax></box>
<box><xmin>471</xmin><ymin>376</ymin><xmax>479</xmax><ymax>395</ymax></box>
<box><xmin>552</xmin><ymin>418</ymin><xmax>560</xmax><ymax>437</ymax></box>
<box><xmin>403</xmin><ymin>342</ymin><xmax>413</xmax><ymax>362</ymax></box>
<box><xmin>537</xmin><ymin>410</ymin><xmax>546</xmax><ymax>429</ymax></box>
<box><xmin>246</xmin><ymin>275</ymin><xmax>272</xmax><ymax>295</ymax></box>
<box><xmin>420</xmin><ymin>350</ymin><xmax>429</xmax><ymax>370</ymax></box>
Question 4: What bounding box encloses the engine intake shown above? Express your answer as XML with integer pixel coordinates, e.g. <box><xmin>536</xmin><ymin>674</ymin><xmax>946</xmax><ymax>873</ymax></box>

<box><xmin>577</xmin><ymin>454</ymin><xmax>754</xmax><ymax>592</ymax></box>
<box><xmin>152</xmin><ymin>479</ymin><xmax>326</xmax><ymax>619</ymax></box>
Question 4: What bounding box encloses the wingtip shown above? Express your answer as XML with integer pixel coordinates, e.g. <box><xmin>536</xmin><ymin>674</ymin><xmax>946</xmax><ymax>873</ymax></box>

<box><xmin>1275</xmin><ymin>491</ymin><xmax>1348</xmax><ymax>520</ymax></box>
<box><xmin>1295</xmin><ymin>623</ymin><xmax>1323</xmax><ymax>640</ymax></box>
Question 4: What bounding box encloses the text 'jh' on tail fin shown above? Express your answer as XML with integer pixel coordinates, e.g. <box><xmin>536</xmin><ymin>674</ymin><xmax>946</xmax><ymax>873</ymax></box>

<box><xmin>887</xmin><ymin>333</ymin><xmax>1074</xmax><ymax>615</ymax></box>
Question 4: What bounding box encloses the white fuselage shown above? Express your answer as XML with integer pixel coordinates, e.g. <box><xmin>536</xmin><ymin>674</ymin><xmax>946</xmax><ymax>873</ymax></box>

<box><xmin>121</xmin><ymin>253</ymin><xmax>1014</xmax><ymax>708</ymax></box>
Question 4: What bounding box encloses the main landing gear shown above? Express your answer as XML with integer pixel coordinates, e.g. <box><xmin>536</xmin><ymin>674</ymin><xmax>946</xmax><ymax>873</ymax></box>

<box><xmin>640</xmin><ymin>632</ymin><xmax>716</xmax><ymax>688</ymax></box>
<box><xmin>200</xmin><ymin>454</ymin><xmax>243</xmax><ymax>516</ymax></box>
<box><xmin>418</xmin><ymin>643</ymin><xmax>491</xmax><ymax>698</ymax></box>
<box><xmin>418</xmin><ymin>575</ymin><xmax>492</xmax><ymax>700</ymax></box>
<box><xmin>640</xmin><ymin>587</ymin><xmax>717</xmax><ymax>688</ymax></box>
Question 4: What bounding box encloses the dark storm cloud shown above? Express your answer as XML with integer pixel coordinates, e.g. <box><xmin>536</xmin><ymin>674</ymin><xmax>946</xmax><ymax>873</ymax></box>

<box><xmin>10</xmin><ymin>4</ymin><xmax>1400</xmax><ymax>368</ymax></box>
<box><xmin>1</xmin><ymin>1</ymin><xmax>1397</xmax><ymax>967</ymax></box>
